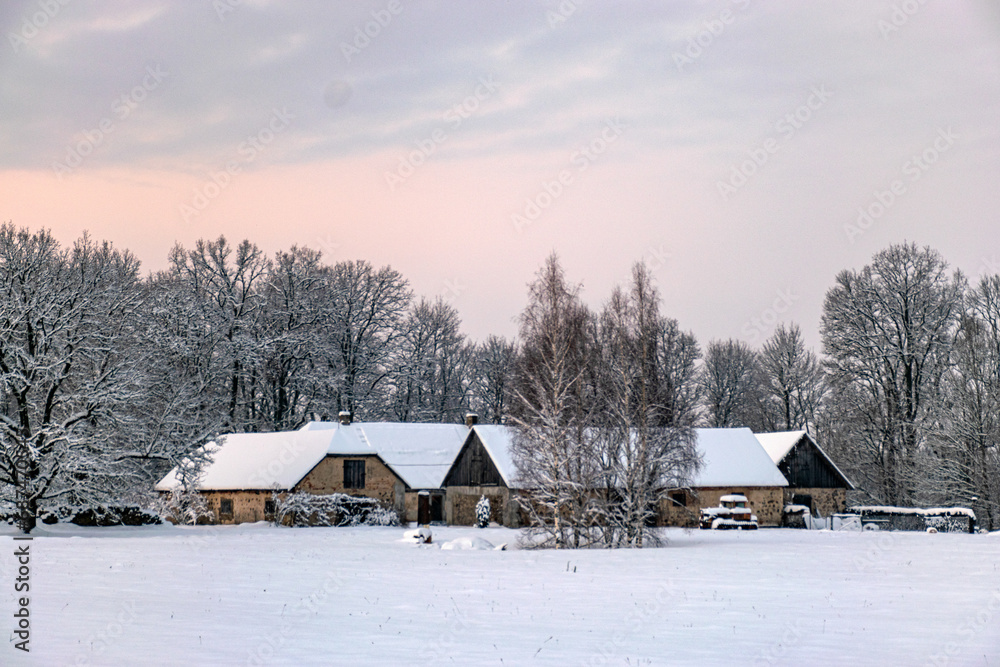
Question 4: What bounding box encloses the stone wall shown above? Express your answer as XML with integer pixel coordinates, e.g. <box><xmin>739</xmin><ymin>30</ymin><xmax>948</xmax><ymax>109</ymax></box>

<box><xmin>784</xmin><ymin>487</ymin><xmax>847</xmax><ymax>517</ymax></box>
<box><xmin>296</xmin><ymin>455</ymin><xmax>405</xmax><ymax>514</ymax></box>
<box><xmin>200</xmin><ymin>490</ymin><xmax>272</xmax><ymax>525</ymax></box>
<box><xmin>661</xmin><ymin>487</ymin><xmax>785</xmax><ymax>527</ymax></box>
<box><xmin>445</xmin><ymin>486</ymin><xmax>516</xmax><ymax>527</ymax></box>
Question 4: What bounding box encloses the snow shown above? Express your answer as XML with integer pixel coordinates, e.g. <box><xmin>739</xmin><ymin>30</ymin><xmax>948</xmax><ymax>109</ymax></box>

<box><xmin>691</xmin><ymin>428</ymin><xmax>788</xmax><ymax>488</ymax></box>
<box><xmin>851</xmin><ymin>506</ymin><xmax>977</xmax><ymax>519</ymax></box>
<box><xmin>755</xmin><ymin>430</ymin><xmax>807</xmax><ymax>463</ymax></box>
<box><xmin>158</xmin><ymin>423</ymin><xmax>472</xmax><ymax>493</ymax></box>
<box><xmin>154</xmin><ymin>431</ymin><xmax>335</xmax><ymax>491</ymax></box>
<box><xmin>468</xmin><ymin>426</ymin><xmax>788</xmax><ymax>491</ymax></box>
<box><xmin>352</xmin><ymin>423</ymin><xmax>469</xmax><ymax>490</ymax></box>
<box><xmin>471</xmin><ymin>424</ymin><xmax>517</xmax><ymax>486</ymax></box>
<box><xmin>300</xmin><ymin>421</ymin><xmax>470</xmax><ymax>489</ymax></box>
<box><xmin>755</xmin><ymin>430</ymin><xmax>855</xmax><ymax>490</ymax></box>
<box><xmin>4</xmin><ymin>523</ymin><xmax>999</xmax><ymax>665</ymax></box>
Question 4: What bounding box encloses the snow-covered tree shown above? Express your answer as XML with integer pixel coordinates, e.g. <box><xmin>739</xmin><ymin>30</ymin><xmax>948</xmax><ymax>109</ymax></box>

<box><xmin>510</xmin><ymin>254</ymin><xmax>600</xmax><ymax>549</ymax></box>
<box><xmin>593</xmin><ymin>263</ymin><xmax>699</xmax><ymax>547</ymax></box>
<box><xmin>931</xmin><ymin>276</ymin><xmax>1000</xmax><ymax>528</ymax></box>
<box><xmin>475</xmin><ymin>495</ymin><xmax>491</xmax><ymax>528</ymax></box>
<box><xmin>0</xmin><ymin>226</ymin><xmax>148</xmax><ymax>532</ymax></box>
<box><xmin>390</xmin><ymin>297</ymin><xmax>471</xmax><ymax>422</ymax></box>
<box><xmin>821</xmin><ymin>242</ymin><xmax>964</xmax><ymax>505</ymax></box>
<box><xmin>757</xmin><ymin>323</ymin><xmax>827</xmax><ymax>432</ymax></box>
<box><xmin>699</xmin><ymin>339</ymin><xmax>763</xmax><ymax>428</ymax></box>
<box><xmin>468</xmin><ymin>335</ymin><xmax>517</xmax><ymax>424</ymax></box>
<box><xmin>324</xmin><ymin>260</ymin><xmax>411</xmax><ymax>420</ymax></box>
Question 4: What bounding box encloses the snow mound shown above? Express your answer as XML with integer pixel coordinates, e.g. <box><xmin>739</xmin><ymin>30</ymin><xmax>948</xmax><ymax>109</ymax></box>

<box><xmin>440</xmin><ymin>536</ymin><xmax>504</xmax><ymax>551</ymax></box>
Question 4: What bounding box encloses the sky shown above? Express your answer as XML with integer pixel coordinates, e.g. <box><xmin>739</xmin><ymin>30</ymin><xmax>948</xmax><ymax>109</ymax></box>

<box><xmin>1</xmin><ymin>1</ymin><xmax>998</xmax><ymax>350</ymax></box>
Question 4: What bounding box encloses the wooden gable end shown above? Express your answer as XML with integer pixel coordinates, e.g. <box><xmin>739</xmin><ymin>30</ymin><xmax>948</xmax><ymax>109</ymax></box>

<box><xmin>442</xmin><ymin>432</ymin><xmax>506</xmax><ymax>487</ymax></box>
<box><xmin>778</xmin><ymin>436</ymin><xmax>851</xmax><ymax>489</ymax></box>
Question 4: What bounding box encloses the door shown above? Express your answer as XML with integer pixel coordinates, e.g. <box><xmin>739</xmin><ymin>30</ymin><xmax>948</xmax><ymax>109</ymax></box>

<box><xmin>417</xmin><ymin>492</ymin><xmax>430</xmax><ymax>525</ymax></box>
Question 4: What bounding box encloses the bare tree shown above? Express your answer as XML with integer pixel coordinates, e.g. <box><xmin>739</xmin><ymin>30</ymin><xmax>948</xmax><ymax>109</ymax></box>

<box><xmin>594</xmin><ymin>264</ymin><xmax>699</xmax><ymax>547</ymax></box>
<box><xmin>821</xmin><ymin>242</ymin><xmax>963</xmax><ymax>505</ymax></box>
<box><xmin>469</xmin><ymin>335</ymin><xmax>517</xmax><ymax>424</ymax></box>
<box><xmin>700</xmin><ymin>339</ymin><xmax>763</xmax><ymax>428</ymax></box>
<box><xmin>757</xmin><ymin>323</ymin><xmax>827</xmax><ymax>432</ymax></box>
<box><xmin>390</xmin><ymin>297</ymin><xmax>470</xmax><ymax>422</ymax></box>
<box><xmin>324</xmin><ymin>260</ymin><xmax>411</xmax><ymax>419</ymax></box>
<box><xmin>510</xmin><ymin>254</ymin><xmax>599</xmax><ymax>548</ymax></box>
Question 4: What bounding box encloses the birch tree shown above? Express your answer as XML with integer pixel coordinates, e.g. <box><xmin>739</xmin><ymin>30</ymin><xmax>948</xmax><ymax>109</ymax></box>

<box><xmin>510</xmin><ymin>254</ymin><xmax>599</xmax><ymax>548</ymax></box>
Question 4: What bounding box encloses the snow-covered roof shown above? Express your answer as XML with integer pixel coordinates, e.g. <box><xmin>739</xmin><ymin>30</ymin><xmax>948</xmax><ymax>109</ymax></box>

<box><xmin>157</xmin><ymin>422</ymin><xmax>471</xmax><ymax>492</ymax></box>
<box><xmin>459</xmin><ymin>426</ymin><xmax>786</xmax><ymax>489</ymax></box>
<box><xmin>755</xmin><ymin>430</ymin><xmax>854</xmax><ymax>490</ymax></box>
<box><xmin>755</xmin><ymin>430</ymin><xmax>807</xmax><ymax>463</ymax></box>
<box><xmin>690</xmin><ymin>428</ymin><xmax>789</xmax><ymax>488</ymax></box>
<box><xmin>348</xmin><ymin>422</ymin><xmax>470</xmax><ymax>489</ymax></box>
<box><xmin>471</xmin><ymin>425</ymin><xmax>517</xmax><ymax>486</ymax></box>
<box><xmin>155</xmin><ymin>431</ymin><xmax>335</xmax><ymax>492</ymax></box>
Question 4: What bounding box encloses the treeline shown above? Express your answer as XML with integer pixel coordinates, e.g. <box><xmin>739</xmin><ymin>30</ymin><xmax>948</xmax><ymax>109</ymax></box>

<box><xmin>0</xmin><ymin>223</ymin><xmax>996</xmax><ymax>534</ymax></box>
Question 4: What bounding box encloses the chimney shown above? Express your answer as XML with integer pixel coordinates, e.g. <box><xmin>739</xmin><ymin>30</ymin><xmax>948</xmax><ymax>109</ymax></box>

<box><xmin>464</xmin><ymin>413</ymin><xmax>479</xmax><ymax>428</ymax></box>
<box><xmin>338</xmin><ymin>411</ymin><xmax>352</xmax><ymax>426</ymax></box>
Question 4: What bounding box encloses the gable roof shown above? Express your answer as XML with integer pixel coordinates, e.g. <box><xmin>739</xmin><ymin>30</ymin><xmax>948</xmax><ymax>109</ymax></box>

<box><xmin>755</xmin><ymin>430</ymin><xmax>855</xmax><ymax>490</ymax></box>
<box><xmin>156</xmin><ymin>422</ymin><xmax>471</xmax><ymax>493</ymax></box>
<box><xmin>690</xmin><ymin>427</ymin><xmax>789</xmax><ymax>488</ymax></box>
<box><xmin>470</xmin><ymin>425</ymin><xmax>517</xmax><ymax>486</ymax></box>
<box><xmin>154</xmin><ymin>431</ymin><xmax>334</xmax><ymax>492</ymax></box>
<box><xmin>450</xmin><ymin>426</ymin><xmax>787</xmax><ymax>489</ymax></box>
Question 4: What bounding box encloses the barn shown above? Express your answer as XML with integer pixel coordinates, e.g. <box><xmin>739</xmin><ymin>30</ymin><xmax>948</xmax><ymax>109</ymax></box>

<box><xmin>660</xmin><ymin>428</ymin><xmax>790</xmax><ymax>527</ymax></box>
<box><xmin>444</xmin><ymin>426</ymin><xmax>790</xmax><ymax>528</ymax></box>
<box><xmin>155</xmin><ymin>416</ymin><xmax>469</xmax><ymax>525</ymax></box>
<box><xmin>755</xmin><ymin>430</ymin><xmax>854</xmax><ymax>517</ymax></box>
<box><xmin>441</xmin><ymin>424</ymin><xmax>520</xmax><ymax>527</ymax></box>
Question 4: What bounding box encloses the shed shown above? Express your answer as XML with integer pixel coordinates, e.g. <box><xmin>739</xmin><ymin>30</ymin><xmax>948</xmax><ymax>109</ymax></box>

<box><xmin>755</xmin><ymin>430</ymin><xmax>854</xmax><ymax>517</ymax></box>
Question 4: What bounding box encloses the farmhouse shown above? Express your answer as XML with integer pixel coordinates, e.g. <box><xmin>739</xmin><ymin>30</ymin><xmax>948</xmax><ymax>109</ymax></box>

<box><xmin>661</xmin><ymin>428</ymin><xmax>789</xmax><ymax>527</ymax></box>
<box><xmin>155</xmin><ymin>415</ymin><xmax>469</xmax><ymax>525</ymax></box>
<box><xmin>444</xmin><ymin>426</ymin><xmax>790</xmax><ymax>528</ymax></box>
<box><xmin>755</xmin><ymin>430</ymin><xmax>854</xmax><ymax>517</ymax></box>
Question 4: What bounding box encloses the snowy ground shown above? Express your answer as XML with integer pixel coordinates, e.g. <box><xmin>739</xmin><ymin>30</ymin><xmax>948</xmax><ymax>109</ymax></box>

<box><xmin>2</xmin><ymin>523</ymin><xmax>999</xmax><ymax>666</ymax></box>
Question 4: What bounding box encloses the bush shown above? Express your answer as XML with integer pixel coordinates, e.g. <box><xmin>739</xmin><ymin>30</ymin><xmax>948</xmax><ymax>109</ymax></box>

<box><xmin>475</xmin><ymin>495</ymin><xmax>491</xmax><ymax>528</ymax></box>
<box><xmin>272</xmin><ymin>492</ymin><xmax>400</xmax><ymax>527</ymax></box>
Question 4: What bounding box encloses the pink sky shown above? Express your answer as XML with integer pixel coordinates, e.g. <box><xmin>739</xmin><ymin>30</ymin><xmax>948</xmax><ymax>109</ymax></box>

<box><xmin>2</xmin><ymin>1</ymin><xmax>998</xmax><ymax>348</ymax></box>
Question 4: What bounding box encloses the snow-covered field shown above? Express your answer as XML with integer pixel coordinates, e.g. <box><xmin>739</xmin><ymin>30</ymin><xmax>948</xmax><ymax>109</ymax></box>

<box><xmin>2</xmin><ymin>523</ymin><xmax>999</xmax><ymax>666</ymax></box>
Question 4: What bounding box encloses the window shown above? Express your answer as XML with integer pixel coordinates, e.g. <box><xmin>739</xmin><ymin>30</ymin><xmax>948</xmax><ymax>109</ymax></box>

<box><xmin>669</xmin><ymin>490</ymin><xmax>687</xmax><ymax>507</ymax></box>
<box><xmin>344</xmin><ymin>460</ymin><xmax>366</xmax><ymax>489</ymax></box>
<box><xmin>264</xmin><ymin>499</ymin><xmax>276</xmax><ymax>516</ymax></box>
<box><xmin>220</xmin><ymin>498</ymin><xmax>234</xmax><ymax>518</ymax></box>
